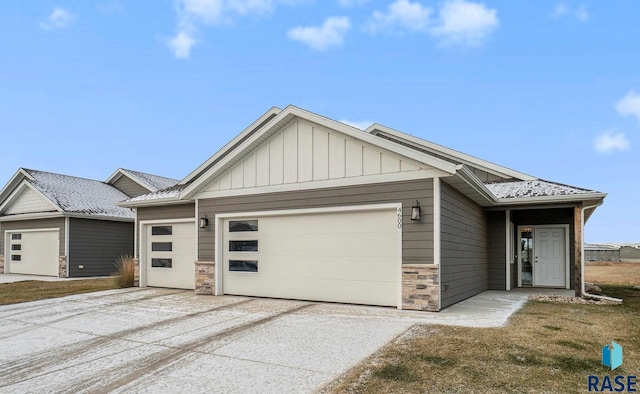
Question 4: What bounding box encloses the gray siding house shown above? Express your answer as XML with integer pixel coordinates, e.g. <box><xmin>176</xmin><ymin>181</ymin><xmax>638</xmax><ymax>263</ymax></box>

<box><xmin>0</xmin><ymin>168</ymin><xmax>177</xmax><ymax>277</ymax></box>
<box><xmin>121</xmin><ymin>106</ymin><xmax>606</xmax><ymax>311</ymax></box>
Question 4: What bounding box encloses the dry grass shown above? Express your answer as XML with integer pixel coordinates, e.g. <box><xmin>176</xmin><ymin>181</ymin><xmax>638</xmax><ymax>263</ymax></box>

<box><xmin>327</xmin><ymin>285</ymin><xmax>640</xmax><ymax>394</ymax></box>
<box><xmin>113</xmin><ymin>254</ymin><xmax>136</xmax><ymax>288</ymax></box>
<box><xmin>585</xmin><ymin>262</ymin><xmax>640</xmax><ymax>285</ymax></box>
<box><xmin>0</xmin><ymin>278</ymin><xmax>117</xmax><ymax>306</ymax></box>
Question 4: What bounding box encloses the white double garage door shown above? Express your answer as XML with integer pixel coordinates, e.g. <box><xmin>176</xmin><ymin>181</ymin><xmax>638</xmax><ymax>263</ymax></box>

<box><xmin>144</xmin><ymin>205</ymin><xmax>401</xmax><ymax>307</ymax></box>
<box><xmin>3</xmin><ymin>229</ymin><xmax>59</xmax><ymax>276</ymax></box>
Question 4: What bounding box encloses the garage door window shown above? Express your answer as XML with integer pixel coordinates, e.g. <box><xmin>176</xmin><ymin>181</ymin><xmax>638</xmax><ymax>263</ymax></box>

<box><xmin>229</xmin><ymin>260</ymin><xmax>258</xmax><ymax>272</ymax></box>
<box><xmin>151</xmin><ymin>258</ymin><xmax>172</xmax><ymax>268</ymax></box>
<box><xmin>229</xmin><ymin>240</ymin><xmax>258</xmax><ymax>252</ymax></box>
<box><xmin>11</xmin><ymin>233</ymin><xmax>21</xmax><ymax>240</ymax></box>
<box><xmin>152</xmin><ymin>242</ymin><xmax>172</xmax><ymax>252</ymax></box>
<box><xmin>11</xmin><ymin>255</ymin><xmax>21</xmax><ymax>261</ymax></box>
<box><xmin>151</xmin><ymin>226</ymin><xmax>172</xmax><ymax>235</ymax></box>
<box><xmin>229</xmin><ymin>220</ymin><xmax>258</xmax><ymax>232</ymax></box>
<box><xmin>11</xmin><ymin>244</ymin><xmax>21</xmax><ymax>251</ymax></box>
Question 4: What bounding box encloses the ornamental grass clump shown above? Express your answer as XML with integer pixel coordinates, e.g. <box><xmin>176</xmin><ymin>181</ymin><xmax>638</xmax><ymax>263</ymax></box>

<box><xmin>114</xmin><ymin>254</ymin><xmax>135</xmax><ymax>288</ymax></box>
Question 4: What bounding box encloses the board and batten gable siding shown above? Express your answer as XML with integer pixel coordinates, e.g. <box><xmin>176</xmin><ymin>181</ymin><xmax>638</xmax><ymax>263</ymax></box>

<box><xmin>112</xmin><ymin>176</ymin><xmax>150</xmax><ymax>198</ymax></box>
<box><xmin>198</xmin><ymin>179</ymin><xmax>434</xmax><ymax>264</ymax></box>
<box><xmin>68</xmin><ymin>218</ymin><xmax>134</xmax><ymax>277</ymax></box>
<box><xmin>135</xmin><ymin>203</ymin><xmax>195</xmax><ymax>259</ymax></box>
<box><xmin>202</xmin><ymin>118</ymin><xmax>437</xmax><ymax>194</ymax></box>
<box><xmin>440</xmin><ymin>180</ymin><xmax>489</xmax><ymax>308</ymax></box>
<box><xmin>487</xmin><ymin>211</ymin><xmax>507</xmax><ymax>290</ymax></box>
<box><xmin>0</xmin><ymin>217</ymin><xmax>65</xmax><ymax>256</ymax></box>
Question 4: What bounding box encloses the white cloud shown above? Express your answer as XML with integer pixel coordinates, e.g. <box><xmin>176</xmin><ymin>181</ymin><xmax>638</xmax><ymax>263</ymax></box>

<box><xmin>39</xmin><ymin>7</ymin><xmax>74</xmax><ymax>30</ymax></box>
<box><xmin>365</xmin><ymin>0</ymin><xmax>432</xmax><ymax>34</ymax></box>
<box><xmin>430</xmin><ymin>0</ymin><xmax>499</xmax><ymax>47</ymax></box>
<box><xmin>168</xmin><ymin>0</ymin><xmax>304</xmax><ymax>58</ymax></box>
<box><xmin>340</xmin><ymin>119</ymin><xmax>372</xmax><ymax>130</ymax></box>
<box><xmin>288</xmin><ymin>17</ymin><xmax>351</xmax><ymax>51</ymax></box>
<box><xmin>338</xmin><ymin>0</ymin><xmax>370</xmax><ymax>8</ymax></box>
<box><xmin>167</xmin><ymin>31</ymin><xmax>197</xmax><ymax>58</ymax></box>
<box><xmin>594</xmin><ymin>131</ymin><xmax>630</xmax><ymax>154</ymax></box>
<box><xmin>552</xmin><ymin>2</ymin><xmax>589</xmax><ymax>22</ymax></box>
<box><xmin>616</xmin><ymin>90</ymin><xmax>640</xmax><ymax>123</ymax></box>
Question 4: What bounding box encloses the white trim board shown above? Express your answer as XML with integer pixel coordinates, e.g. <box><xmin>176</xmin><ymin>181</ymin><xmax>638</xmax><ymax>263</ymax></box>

<box><xmin>214</xmin><ymin>203</ymin><xmax>404</xmax><ymax>309</ymax></box>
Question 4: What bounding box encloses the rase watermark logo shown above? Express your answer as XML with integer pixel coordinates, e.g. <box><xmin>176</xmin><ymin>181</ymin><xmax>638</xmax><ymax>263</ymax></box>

<box><xmin>588</xmin><ymin>341</ymin><xmax>636</xmax><ymax>392</ymax></box>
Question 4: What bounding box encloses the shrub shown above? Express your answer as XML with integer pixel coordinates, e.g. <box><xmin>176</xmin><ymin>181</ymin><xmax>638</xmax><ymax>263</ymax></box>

<box><xmin>114</xmin><ymin>254</ymin><xmax>136</xmax><ymax>288</ymax></box>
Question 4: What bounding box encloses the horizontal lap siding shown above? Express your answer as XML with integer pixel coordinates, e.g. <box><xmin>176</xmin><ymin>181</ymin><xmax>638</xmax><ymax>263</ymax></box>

<box><xmin>487</xmin><ymin>211</ymin><xmax>506</xmax><ymax>290</ymax></box>
<box><xmin>68</xmin><ymin>218</ymin><xmax>134</xmax><ymax>277</ymax></box>
<box><xmin>440</xmin><ymin>181</ymin><xmax>488</xmax><ymax>308</ymax></box>
<box><xmin>198</xmin><ymin>179</ymin><xmax>434</xmax><ymax>264</ymax></box>
<box><xmin>136</xmin><ymin>204</ymin><xmax>195</xmax><ymax>258</ymax></box>
<box><xmin>0</xmin><ymin>218</ymin><xmax>65</xmax><ymax>256</ymax></box>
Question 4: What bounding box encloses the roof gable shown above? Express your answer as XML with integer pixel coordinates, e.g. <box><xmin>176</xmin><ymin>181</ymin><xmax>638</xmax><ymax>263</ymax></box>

<box><xmin>0</xmin><ymin>181</ymin><xmax>60</xmax><ymax>215</ymax></box>
<box><xmin>183</xmin><ymin>106</ymin><xmax>458</xmax><ymax>199</ymax></box>
<box><xmin>106</xmin><ymin>168</ymin><xmax>179</xmax><ymax>195</ymax></box>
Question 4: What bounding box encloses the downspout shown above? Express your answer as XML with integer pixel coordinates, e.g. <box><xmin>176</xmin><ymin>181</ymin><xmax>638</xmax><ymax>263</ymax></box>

<box><xmin>580</xmin><ymin>201</ymin><xmax>623</xmax><ymax>302</ymax></box>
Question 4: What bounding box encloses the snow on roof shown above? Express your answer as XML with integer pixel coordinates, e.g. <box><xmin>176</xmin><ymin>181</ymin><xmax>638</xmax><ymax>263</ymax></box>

<box><xmin>484</xmin><ymin>179</ymin><xmax>600</xmax><ymax>199</ymax></box>
<box><xmin>121</xmin><ymin>169</ymin><xmax>179</xmax><ymax>191</ymax></box>
<box><xmin>123</xmin><ymin>184</ymin><xmax>185</xmax><ymax>203</ymax></box>
<box><xmin>23</xmin><ymin>169</ymin><xmax>134</xmax><ymax>218</ymax></box>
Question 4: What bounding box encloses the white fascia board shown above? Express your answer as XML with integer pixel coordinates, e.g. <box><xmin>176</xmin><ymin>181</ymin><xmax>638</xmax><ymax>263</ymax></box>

<box><xmin>64</xmin><ymin>213</ymin><xmax>135</xmax><ymax>222</ymax></box>
<box><xmin>368</xmin><ymin>125</ymin><xmax>536</xmax><ymax>181</ymax></box>
<box><xmin>0</xmin><ymin>212</ymin><xmax>64</xmax><ymax>222</ymax></box>
<box><xmin>0</xmin><ymin>168</ymin><xmax>34</xmax><ymax>205</ymax></box>
<box><xmin>181</xmin><ymin>106</ymin><xmax>457</xmax><ymax>200</ymax></box>
<box><xmin>117</xmin><ymin>197</ymin><xmax>190</xmax><ymax>208</ymax></box>
<box><xmin>105</xmin><ymin>168</ymin><xmax>124</xmax><ymax>184</ymax></box>
<box><xmin>495</xmin><ymin>193</ymin><xmax>607</xmax><ymax>206</ymax></box>
<box><xmin>455</xmin><ymin>165</ymin><xmax>499</xmax><ymax>205</ymax></box>
<box><xmin>0</xmin><ymin>180</ymin><xmax>63</xmax><ymax>214</ymax></box>
<box><xmin>179</xmin><ymin>107</ymin><xmax>282</xmax><ymax>186</ymax></box>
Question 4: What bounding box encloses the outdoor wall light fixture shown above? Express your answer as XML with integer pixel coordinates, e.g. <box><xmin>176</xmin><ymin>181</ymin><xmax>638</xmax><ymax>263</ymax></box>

<box><xmin>411</xmin><ymin>200</ymin><xmax>420</xmax><ymax>221</ymax></box>
<box><xmin>199</xmin><ymin>215</ymin><xmax>209</xmax><ymax>229</ymax></box>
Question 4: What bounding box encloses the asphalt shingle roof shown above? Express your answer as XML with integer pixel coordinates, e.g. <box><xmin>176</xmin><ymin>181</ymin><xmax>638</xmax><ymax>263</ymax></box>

<box><xmin>23</xmin><ymin>169</ymin><xmax>134</xmax><ymax>218</ymax></box>
<box><xmin>484</xmin><ymin>179</ymin><xmax>600</xmax><ymax>199</ymax></box>
<box><xmin>123</xmin><ymin>184</ymin><xmax>185</xmax><ymax>203</ymax></box>
<box><xmin>121</xmin><ymin>169</ymin><xmax>179</xmax><ymax>191</ymax></box>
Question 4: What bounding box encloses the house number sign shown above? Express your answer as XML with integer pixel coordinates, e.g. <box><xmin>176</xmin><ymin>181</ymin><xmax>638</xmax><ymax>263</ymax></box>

<box><xmin>397</xmin><ymin>207</ymin><xmax>402</xmax><ymax>229</ymax></box>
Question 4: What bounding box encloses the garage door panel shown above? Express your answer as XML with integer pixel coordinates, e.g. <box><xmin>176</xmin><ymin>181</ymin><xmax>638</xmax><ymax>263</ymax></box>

<box><xmin>7</xmin><ymin>230</ymin><xmax>59</xmax><ymax>276</ymax></box>
<box><xmin>146</xmin><ymin>222</ymin><xmax>196</xmax><ymax>290</ymax></box>
<box><xmin>222</xmin><ymin>207</ymin><xmax>399</xmax><ymax>307</ymax></box>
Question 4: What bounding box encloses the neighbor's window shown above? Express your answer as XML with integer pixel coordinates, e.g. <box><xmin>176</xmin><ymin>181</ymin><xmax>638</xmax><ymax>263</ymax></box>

<box><xmin>151</xmin><ymin>242</ymin><xmax>172</xmax><ymax>252</ymax></box>
<box><xmin>151</xmin><ymin>226</ymin><xmax>172</xmax><ymax>236</ymax></box>
<box><xmin>11</xmin><ymin>233</ymin><xmax>21</xmax><ymax>240</ymax></box>
<box><xmin>11</xmin><ymin>255</ymin><xmax>21</xmax><ymax>261</ymax></box>
<box><xmin>229</xmin><ymin>220</ymin><xmax>258</xmax><ymax>232</ymax></box>
<box><xmin>11</xmin><ymin>244</ymin><xmax>21</xmax><ymax>251</ymax></box>
<box><xmin>229</xmin><ymin>240</ymin><xmax>258</xmax><ymax>252</ymax></box>
<box><xmin>229</xmin><ymin>260</ymin><xmax>258</xmax><ymax>272</ymax></box>
<box><xmin>151</xmin><ymin>258</ymin><xmax>172</xmax><ymax>268</ymax></box>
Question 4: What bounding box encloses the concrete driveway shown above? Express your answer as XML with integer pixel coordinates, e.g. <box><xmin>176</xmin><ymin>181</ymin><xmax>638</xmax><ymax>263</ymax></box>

<box><xmin>0</xmin><ymin>288</ymin><xmax>538</xmax><ymax>393</ymax></box>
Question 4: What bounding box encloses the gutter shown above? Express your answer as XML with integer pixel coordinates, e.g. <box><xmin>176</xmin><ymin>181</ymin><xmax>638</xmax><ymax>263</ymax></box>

<box><xmin>580</xmin><ymin>201</ymin><xmax>623</xmax><ymax>303</ymax></box>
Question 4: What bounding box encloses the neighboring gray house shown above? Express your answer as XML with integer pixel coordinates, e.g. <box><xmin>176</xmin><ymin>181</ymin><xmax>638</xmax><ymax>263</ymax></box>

<box><xmin>620</xmin><ymin>245</ymin><xmax>640</xmax><ymax>262</ymax></box>
<box><xmin>120</xmin><ymin>105</ymin><xmax>607</xmax><ymax>311</ymax></box>
<box><xmin>584</xmin><ymin>244</ymin><xmax>620</xmax><ymax>262</ymax></box>
<box><xmin>0</xmin><ymin>168</ymin><xmax>178</xmax><ymax>278</ymax></box>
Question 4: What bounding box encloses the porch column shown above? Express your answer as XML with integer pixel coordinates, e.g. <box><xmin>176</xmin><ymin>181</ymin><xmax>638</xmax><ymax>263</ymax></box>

<box><xmin>573</xmin><ymin>206</ymin><xmax>582</xmax><ymax>297</ymax></box>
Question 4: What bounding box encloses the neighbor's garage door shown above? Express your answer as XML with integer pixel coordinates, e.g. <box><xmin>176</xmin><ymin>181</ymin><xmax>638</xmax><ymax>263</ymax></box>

<box><xmin>145</xmin><ymin>221</ymin><xmax>196</xmax><ymax>289</ymax></box>
<box><xmin>222</xmin><ymin>207</ymin><xmax>400</xmax><ymax>307</ymax></box>
<box><xmin>7</xmin><ymin>230</ymin><xmax>59</xmax><ymax>276</ymax></box>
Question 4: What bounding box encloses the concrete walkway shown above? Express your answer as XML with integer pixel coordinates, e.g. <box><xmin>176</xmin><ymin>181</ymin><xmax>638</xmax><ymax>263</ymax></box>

<box><xmin>0</xmin><ymin>287</ymin><xmax>556</xmax><ymax>393</ymax></box>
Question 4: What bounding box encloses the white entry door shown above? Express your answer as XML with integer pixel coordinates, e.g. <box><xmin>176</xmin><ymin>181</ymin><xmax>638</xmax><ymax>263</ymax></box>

<box><xmin>534</xmin><ymin>228</ymin><xmax>566</xmax><ymax>287</ymax></box>
<box><xmin>145</xmin><ymin>221</ymin><xmax>196</xmax><ymax>289</ymax></box>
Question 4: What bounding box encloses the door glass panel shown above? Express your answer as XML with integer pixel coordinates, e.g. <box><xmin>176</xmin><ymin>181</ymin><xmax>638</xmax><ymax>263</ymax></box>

<box><xmin>151</xmin><ymin>258</ymin><xmax>172</xmax><ymax>268</ymax></box>
<box><xmin>151</xmin><ymin>226</ymin><xmax>172</xmax><ymax>235</ymax></box>
<box><xmin>520</xmin><ymin>228</ymin><xmax>533</xmax><ymax>286</ymax></box>
<box><xmin>229</xmin><ymin>240</ymin><xmax>258</xmax><ymax>252</ymax></box>
<box><xmin>229</xmin><ymin>220</ymin><xmax>258</xmax><ymax>232</ymax></box>
<box><xmin>229</xmin><ymin>260</ymin><xmax>258</xmax><ymax>272</ymax></box>
<box><xmin>151</xmin><ymin>242</ymin><xmax>173</xmax><ymax>252</ymax></box>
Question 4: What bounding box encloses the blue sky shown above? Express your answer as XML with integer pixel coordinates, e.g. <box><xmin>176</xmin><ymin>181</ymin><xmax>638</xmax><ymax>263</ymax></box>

<box><xmin>1</xmin><ymin>1</ymin><xmax>638</xmax><ymax>243</ymax></box>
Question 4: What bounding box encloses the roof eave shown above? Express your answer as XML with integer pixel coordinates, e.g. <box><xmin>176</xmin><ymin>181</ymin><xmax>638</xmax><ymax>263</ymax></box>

<box><xmin>117</xmin><ymin>197</ymin><xmax>190</xmax><ymax>208</ymax></box>
<box><xmin>494</xmin><ymin>193</ymin><xmax>607</xmax><ymax>206</ymax></box>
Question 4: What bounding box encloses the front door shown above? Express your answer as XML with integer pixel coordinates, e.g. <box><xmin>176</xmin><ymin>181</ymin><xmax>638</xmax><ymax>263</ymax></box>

<box><xmin>533</xmin><ymin>228</ymin><xmax>566</xmax><ymax>287</ymax></box>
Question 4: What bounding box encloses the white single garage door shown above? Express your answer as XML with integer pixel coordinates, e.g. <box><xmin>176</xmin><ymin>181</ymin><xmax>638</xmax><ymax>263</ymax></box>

<box><xmin>6</xmin><ymin>230</ymin><xmax>59</xmax><ymax>276</ymax></box>
<box><xmin>145</xmin><ymin>221</ymin><xmax>196</xmax><ymax>289</ymax></box>
<box><xmin>221</xmin><ymin>206</ymin><xmax>400</xmax><ymax>307</ymax></box>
